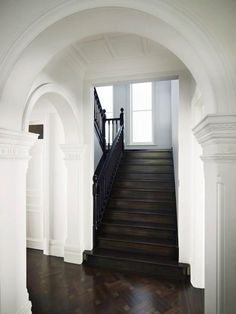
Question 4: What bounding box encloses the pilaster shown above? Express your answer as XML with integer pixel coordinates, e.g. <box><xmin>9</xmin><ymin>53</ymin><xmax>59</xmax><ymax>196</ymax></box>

<box><xmin>60</xmin><ymin>144</ymin><xmax>86</xmax><ymax>264</ymax></box>
<box><xmin>0</xmin><ymin>128</ymin><xmax>38</xmax><ymax>314</ymax></box>
<box><xmin>193</xmin><ymin>114</ymin><xmax>236</xmax><ymax>314</ymax></box>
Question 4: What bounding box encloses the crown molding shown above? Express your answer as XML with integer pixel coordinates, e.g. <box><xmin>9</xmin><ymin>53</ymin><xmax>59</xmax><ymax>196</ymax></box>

<box><xmin>193</xmin><ymin>115</ymin><xmax>236</xmax><ymax>162</ymax></box>
<box><xmin>0</xmin><ymin>128</ymin><xmax>38</xmax><ymax>159</ymax></box>
<box><xmin>60</xmin><ymin>144</ymin><xmax>86</xmax><ymax>161</ymax></box>
<box><xmin>193</xmin><ymin>114</ymin><xmax>236</xmax><ymax>145</ymax></box>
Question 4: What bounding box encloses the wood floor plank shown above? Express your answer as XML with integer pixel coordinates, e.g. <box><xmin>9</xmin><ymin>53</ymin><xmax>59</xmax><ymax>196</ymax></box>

<box><xmin>27</xmin><ymin>249</ymin><xmax>204</xmax><ymax>314</ymax></box>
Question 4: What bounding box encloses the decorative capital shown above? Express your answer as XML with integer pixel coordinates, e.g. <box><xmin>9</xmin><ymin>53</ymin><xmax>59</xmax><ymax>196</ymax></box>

<box><xmin>193</xmin><ymin>115</ymin><xmax>236</xmax><ymax>162</ymax></box>
<box><xmin>0</xmin><ymin>128</ymin><xmax>38</xmax><ymax>160</ymax></box>
<box><xmin>60</xmin><ymin>144</ymin><xmax>86</xmax><ymax>161</ymax></box>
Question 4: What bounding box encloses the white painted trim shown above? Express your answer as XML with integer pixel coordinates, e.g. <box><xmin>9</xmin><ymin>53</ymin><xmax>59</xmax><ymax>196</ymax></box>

<box><xmin>49</xmin><ymin>240</ymin><xmax>64</xmax><ymax>257</ymax></box>
<box><xmin>15</xmin><ymin>298</ymin><xmax>32</xmax><ymax>314</ymax></box>
<box><xmin>64</xmin><ymin>245</ymin><xmax>83</xmax><ymax>264</ymax></box>
<box><xmin>0</xmin><ymin>128</ymin><xmax>38</xmax><ymax>160</ymax></box>
<box><xmin>193</xmin><ymin>114</ymin><xmax>236</xmax><ymax>145</ymax></box>
<box><xmin>193</xmin><ymin>114</ymin><xmax>236</xmax><ymax>162</ymax></box>
<box><xmin>60</xmin><ymin>144</ymin><xmax>86</xmax><ymax>161</ymax></box>
<box><xmin>27</xmin><ymin>238</ymin><xmax>44</xmax><ymax>250</ymax></box>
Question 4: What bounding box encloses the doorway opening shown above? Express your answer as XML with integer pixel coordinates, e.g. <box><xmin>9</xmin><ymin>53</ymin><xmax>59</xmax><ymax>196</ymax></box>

<box><xmin>27</xmin><ymin>98</ymin><xmax>67</xmax><ymax>257</ymax></box>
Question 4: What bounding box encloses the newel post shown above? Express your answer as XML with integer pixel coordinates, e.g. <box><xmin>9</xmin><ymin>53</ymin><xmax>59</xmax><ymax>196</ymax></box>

<box><xmin>102</xmin><ymin>109</ymin><xmax>106</xmax><ymax>151</ymax></box>
<box><xmin>93</xmin><ymin>174</ymin><xmax>99</xmax><ymax>231</ymax></box>
<box><xmin>120</xmin><ymin>108</ymin><xmax>124</xmax><ymax>150</ymax></box>
<box><xmin>120</xmin><ymin>108</ymin><xmax>124</xmax><ymax>126</ymax></box>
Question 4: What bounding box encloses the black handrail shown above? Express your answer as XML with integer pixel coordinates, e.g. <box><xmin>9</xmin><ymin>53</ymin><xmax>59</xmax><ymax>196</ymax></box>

<box><xmin>93</xmin><ymin>88</ymin><xmax>124</xmax><ymax>237</ymax></box>
<box><xmin>93</xmin><ymin>125</ymin><xmax>124</xmax><ymax>231</ymax></box>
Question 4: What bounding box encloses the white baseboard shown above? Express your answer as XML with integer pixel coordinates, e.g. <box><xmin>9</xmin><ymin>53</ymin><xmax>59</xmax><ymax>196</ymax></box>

<box><xmin>27</xmin><ymin>238</ymin><xmax>44</xmax><ymax>250</ymax></box>
<box><xmin>49</xmin><ymin>240</ymin><xmax>64</xmax><ymax>257</ymax></box>
<box><xmin>16</xmin><ymin>298</ymin><xmax>32</xmax><ymax>314</ymax></box>
<box><xmin>64</xmin><ymin>244</ymin><xmax>83</xmax><ymax>264</ymax></box>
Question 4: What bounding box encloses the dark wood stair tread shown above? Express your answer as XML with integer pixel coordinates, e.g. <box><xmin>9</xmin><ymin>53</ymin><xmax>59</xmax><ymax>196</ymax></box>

<box><xmin>110</xmin><ymin>197</ymin><xmax>176</xmax><ymax>204</ymax></box>
<box><xmin>114</xmin><ymin>183</ymin><xmax>175</xmax><ymax>190</ymax></box>
<box><xmin>88</xmin><ymin>248</ymin><xmax>186</xmax><ymax>268</ymax></box>
<box><xmin>112</xmin><ymin>187</ymin><xmax>175</xmax><ymax>192</ymax></box>
<box><xmin>102</xmin><ymin>220</ymin><xmax>177</xmax><ymax>230</ymax></box>
<box><xmin>97</xmin><ymin>234</ymin><xmax>177</xmax><ymax>247</ymax></box>
<box><xmin>106</xmin><ymin>208</ymin><xmax>176</xmax><ymax>215</ymax></box>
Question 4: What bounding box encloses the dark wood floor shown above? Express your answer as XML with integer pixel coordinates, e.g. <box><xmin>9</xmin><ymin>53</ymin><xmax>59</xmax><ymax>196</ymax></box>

<box><xmin>27</xmin><ymin>249</ymin><xmax>204</xmax><ymax>314</ymax></box>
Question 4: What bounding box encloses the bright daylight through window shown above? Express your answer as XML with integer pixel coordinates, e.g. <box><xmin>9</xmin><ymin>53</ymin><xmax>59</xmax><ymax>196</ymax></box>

<box><xmin>96</xmin><ymin>85</ymin><xmax>113</xmax><ymax>118</ymax></box>
<box><xmin>131</xmin><ymin>82</ymin><xmax>153</xmax><ymax>144</ymax></box>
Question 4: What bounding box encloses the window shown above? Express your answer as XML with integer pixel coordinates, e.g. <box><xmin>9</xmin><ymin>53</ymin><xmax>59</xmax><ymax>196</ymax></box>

<box><xmin>131</xmin><ymin>82</ymin><xmax>153</xmax><ymax>144</ymax></box>
<box><xmin>96</xmin><ymin>85</ymin><xmax>113</xmax><ymax>118</ymax></box>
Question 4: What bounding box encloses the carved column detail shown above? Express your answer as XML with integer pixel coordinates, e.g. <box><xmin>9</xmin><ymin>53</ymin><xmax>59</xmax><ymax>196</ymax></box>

<box><xmin>193</xmin><ymin>114</ymin><xmax>236</xmax><ymax>314</ymax></box>
<box><xmin>60</xmin><ymin>144</ymin><xmax>86</xmax><ymax>264</ymax></box>
<box><xmin>0</xmin><ymin>128</ymin><xmax>37</xmax><ymax>314</ymax></box>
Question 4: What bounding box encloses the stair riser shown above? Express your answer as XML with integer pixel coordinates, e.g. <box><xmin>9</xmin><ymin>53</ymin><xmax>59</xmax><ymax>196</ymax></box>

<box><xmin>104</xmin><ymin>212</ymin><xmax>176</xmax><ymax>225</ymax></box>
<box><xmin>121</xmin><ymin>159</ymin><xmax>173</xmax><ymax>166</ymax></box>
<box><xmin>109</xmin><ymin>199</ymin><xmax>175</xmax><ymax>211</ymax></box>
<box><xmin>97</xmin><ymin>239</ymin><xmax>178</xmax><ymax>258</ymax></box>
<box><xmin>85</xmin><ymin>255</ymin><xmax>187</xmax><ymax>280</ymax></box>
<box><xmin>124</xmin><ymin>152</ymin><xmax>172</xmax><ymax>159</ymax></box>
<box><xmin>118</xmin><ymin>165</ymin><xmax>173</xmax><ymax>174</ymax></box>
<box><xmin>101</xmin><ymin>225</ymin><xmax>177</xmax><ymax>240</ymax></box>
<box><xmin>114</xmin><ymin>181</ymin><xmax>175</xmax><ymax>190</ymax></box>
<box><xmin>111</xmin><ymin>190</ymin><xmax>175</xmax><ymax>201</ymax></box>
<box><xmin>116</xmin><ymin>173</ymin><xmax>174</xmax><ymax>181</ymax></box>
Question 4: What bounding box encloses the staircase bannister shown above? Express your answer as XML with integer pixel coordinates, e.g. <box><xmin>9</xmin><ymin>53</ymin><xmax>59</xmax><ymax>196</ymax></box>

<box><xmin>93</xmin><ymin>87</ymin><xmax>124</xmax><ymax>237</ymax></box>
<box><xmin>93</xmin><ymin>124</ymin><xmax>124</xmax><ymax>232</ymax></box>
<box><xmin>94</xmin><ymin>88</ymin><xmax>106</xmax><ymax>151</ymax></box>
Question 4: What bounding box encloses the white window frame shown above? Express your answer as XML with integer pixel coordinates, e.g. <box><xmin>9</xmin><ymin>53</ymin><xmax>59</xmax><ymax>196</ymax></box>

<box><xmin>129</xmin><ymin>81</ymin><xmax>155</xmax><ymax>146</ymax></box>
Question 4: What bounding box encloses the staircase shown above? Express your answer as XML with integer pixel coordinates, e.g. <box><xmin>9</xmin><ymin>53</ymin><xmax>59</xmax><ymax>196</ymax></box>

<box><xmin>84</xmin><ymin>149</ymin><xmax>189</xmax><ymax>280</ymax></box>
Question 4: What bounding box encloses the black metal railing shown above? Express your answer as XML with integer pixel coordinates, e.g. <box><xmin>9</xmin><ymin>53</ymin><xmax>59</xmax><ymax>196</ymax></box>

<box><xmin>94</xmin><ymin>88</ymin><xmax>106</xmax><ymax>151</ymax></box>
<box><xmin>93</xmin><ymin>88</ymin><xmax>124</xmax><ymax>235</ymax></box>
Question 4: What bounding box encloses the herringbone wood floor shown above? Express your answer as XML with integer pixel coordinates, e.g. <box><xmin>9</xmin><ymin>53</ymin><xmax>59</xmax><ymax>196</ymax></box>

<box><xmin>27</xmin><ymin>249</ymin><xmax>204</xmax><ymax>314</ymax></box>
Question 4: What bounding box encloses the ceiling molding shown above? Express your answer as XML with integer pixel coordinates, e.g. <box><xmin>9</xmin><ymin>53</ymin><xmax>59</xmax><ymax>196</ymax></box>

<box><xmin>72</xmin><ymin>45</ymin><xmax>90</xmax><ymax>65</ymax></box>
<box><xmin>103</xmin><ymin>35</ymin><xmax>117</xmax><ymax>58</ymax></box>
<box><xmin>141</xmin><ymin>37</ymin><xmax>149</xmax><ymax>55</ymax></box>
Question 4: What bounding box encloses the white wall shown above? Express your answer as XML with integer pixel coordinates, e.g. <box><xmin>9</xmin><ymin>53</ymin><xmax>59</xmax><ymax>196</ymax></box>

<box><xmin>171</xmin><ymin>74</ymin><xmax>205</xmax><ymax>288</ymax></box>
<box><xmin>190</xmin><ymin>87</ymin><xmax>205</xmax><ymax>288</ymax></box>
<box><xmin>27</xmin><ymin>141</ymin><xmax>44</xmax><ymax>250</ymax></box>
<box><xmin>171</xmin><ymin>79</ymin><xmax>179</xmax><ymax>205</ymax></box>
<box><xmin>27</xmin><ymin>100</ymin><xmax>67</xmax><ymax>257</ymax></box>
<box><xmin>154</xmin><ymin>80</ymin><xmax>172</xmax><ymax>148</ymax></box>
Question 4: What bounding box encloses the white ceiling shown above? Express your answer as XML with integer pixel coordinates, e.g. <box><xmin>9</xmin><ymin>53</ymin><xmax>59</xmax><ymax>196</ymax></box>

<box><xmin>71</xmin><ymin>33</ymin><xmax>184</xmax><ymax>66</ymax></box>
<box><xmin>44</xmin><ymin>33</ymin><xmax>187</xmax><ymax>82</ymax></box>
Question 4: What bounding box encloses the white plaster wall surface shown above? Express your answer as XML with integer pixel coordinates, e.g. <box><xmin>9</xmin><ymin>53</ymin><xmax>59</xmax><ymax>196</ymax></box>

<box><xmin>177</xmin><ymin>73</ymin><xmax>192</xmax><ymax>266</ymax></box>
<box><xmin>190</xmin><ymin>87</ymin><xmax>205</xmax><ymax>289</ymax></box>
<box><xmin>171</xmin><ymin>79</ymin><xmax>179</xmax><ymax>205</ymax></box>
<box><xmin>154</xmin><ymin>80</ymin><xmax>172</xmax><ymax>149</ymax></box>
<box><xmin>27</xmin><ymin>141</ymin><xmax>44</xmax><ymax>250</ymax></box>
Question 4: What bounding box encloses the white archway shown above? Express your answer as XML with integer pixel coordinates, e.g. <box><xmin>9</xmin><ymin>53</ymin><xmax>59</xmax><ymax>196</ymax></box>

<box><xmin>23</xmin><ymin>82</ymin><xmax>81</xmax><ymax>144</ymax></box>
<box><xmin>25</xmin><ymin>84</ymin><xmax>87</xmax><ymax>265</ymax></box>
<box><xmin>0</xmin><ymin>3</ymin><xmax>235</xmax><ymax>313</ymax></box>
<box><xmin>0</xmin><ymin>5</ymin><xmax>230</xmax><ymax>131</ymax></box>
